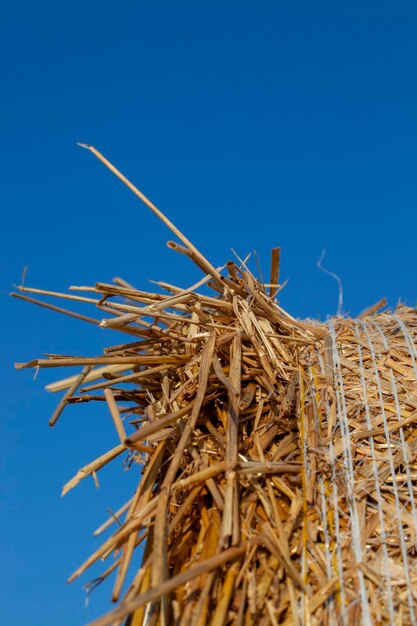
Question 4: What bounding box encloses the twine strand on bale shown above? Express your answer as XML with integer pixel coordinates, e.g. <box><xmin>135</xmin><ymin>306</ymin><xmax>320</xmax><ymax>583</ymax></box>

<box><xmin>327</xmin><ymin>319</ymin><xmax>372</xmax><ymax>626</ymax></box>
<box><xmin>369</xmin><ymin>322</ymin><xmax>416</xmax><ymax>622</ymax></box>
<box><xmin>354</xmin><ymin>324</ymin><xmax>395</xmax><ymax>623</ymax></box>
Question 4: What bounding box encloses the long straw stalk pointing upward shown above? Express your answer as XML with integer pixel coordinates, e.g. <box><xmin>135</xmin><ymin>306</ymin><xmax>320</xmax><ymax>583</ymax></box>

<box><xmin>77</xmin><ymin>144</ymin><xmax>224</xmax><ymax>288</ymax></box>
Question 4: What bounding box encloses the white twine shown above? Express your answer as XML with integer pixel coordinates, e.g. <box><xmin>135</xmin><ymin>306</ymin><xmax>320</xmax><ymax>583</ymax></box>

<box><xmin>372</xmin><ymin>321</ymin><xmax>417</xmax><ymax>620</ymax></box>
<box><xmin>361</xmin><ymin>320</ymin><xmax>416</xmax><ymax>624</ymax></box>
<box><xmin>393</xmin><ymin>314</ymin><xmax>417</xmax><ymax>376</ymax></box>
<box><xmin>327</xmin><ymin>320</ymin><xmax>372</xmax><ymax>626</ymax></box>
<box><xmin>317</xmin><ymin>250</ymin><xmax>344</xmax><ymax>316</ymax></box>
<box><xmin>354</xmin><ymin>321</ymin><xmax>395</xmax><ymax>624</ymax></box>
<box><xmin>392</xmin><ymin>315</ymin><xmax>417</xmax><ymax>550</ymax></box>
<box><xmin>315</xmin><ymin>348</ymin><xmax>347</xmax><ymax>624</ymax></box>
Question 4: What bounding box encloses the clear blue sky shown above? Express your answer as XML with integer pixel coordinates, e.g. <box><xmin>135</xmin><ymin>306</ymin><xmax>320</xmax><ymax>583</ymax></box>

<box><xmin>2</xmin><ymin>2</ymin><xmax>416</xmax><ymax>624</ymax></box>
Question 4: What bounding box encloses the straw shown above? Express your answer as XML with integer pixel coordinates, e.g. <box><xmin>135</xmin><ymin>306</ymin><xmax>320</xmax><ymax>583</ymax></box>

<box><xmin>15</xmin><ymin>147</ymin><xmax>417</xmax><ymax>626</ymax></box>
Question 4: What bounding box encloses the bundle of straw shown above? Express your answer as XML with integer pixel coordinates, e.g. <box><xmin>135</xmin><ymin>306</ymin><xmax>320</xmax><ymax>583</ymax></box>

<box><xmin>14</xmin><ymin>148</ymin><xmax>417</xmax><ymax>626</ymax></box>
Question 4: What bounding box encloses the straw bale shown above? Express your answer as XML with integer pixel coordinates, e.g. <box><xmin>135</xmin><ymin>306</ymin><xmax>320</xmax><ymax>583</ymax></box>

<box><xmin>14</xmin><ymin>148</ymin><xmax>417</xmax><ymax>625</ymax></box>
